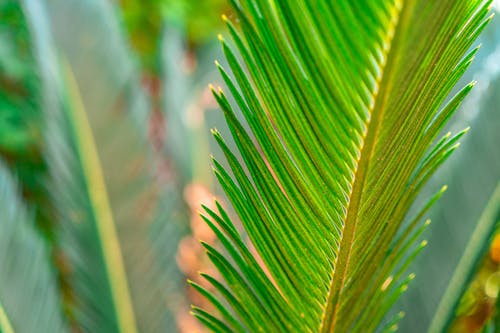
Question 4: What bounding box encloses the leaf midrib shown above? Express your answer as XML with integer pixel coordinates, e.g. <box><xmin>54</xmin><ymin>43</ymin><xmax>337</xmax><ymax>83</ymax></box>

<box><xmin>64</xmin><ymin>65</ymin><xmax>138</xmax><ymax>333</ymax></box>
<box><xmin>319</xmin><ymin>1</ymin><xmax>410</xmax><ymax>331</ymax></box>
<box><xmin>0</xmin><ymin>300</ymin><xmax>14</xmax><ymax>333</ymax></box>
<box><xmin>429</xmin><ymin>181</ymin><xmax>500</xmax><ymax>332</ymax></box>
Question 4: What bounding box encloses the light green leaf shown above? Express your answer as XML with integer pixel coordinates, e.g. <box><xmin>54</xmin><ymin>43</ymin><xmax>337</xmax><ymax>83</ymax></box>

<box><xmin>58</xmin><ymin>66</ymin><xmax>139</xmax><ymax>333</ymax></box>
<box><xmin>429</xmin><ymin>181</ymin><xmax>500</xmax><ymax>333</ymax></box>
<box><xmin>0</xmin><ymin>161</ymin><xmax>68</xmax><ymax>333</ymax></box>
<box><xmin>22</xmin><ymin>1</ymin><xmax>176</xmax><ymax>332</ymax></box>
<box><xmin>397</xmin><ymin>18</ymin><xmax>500</xmax><ymax>330</ymax></box>
<box><xmin>194</xmin><ymin>0</ymin><xmax>493</xmax><ymax>332</ymax></box>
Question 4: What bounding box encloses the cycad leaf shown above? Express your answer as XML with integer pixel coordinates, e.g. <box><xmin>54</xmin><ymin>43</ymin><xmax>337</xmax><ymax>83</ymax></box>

<box><xmin>429</xmin><ymin>181</ymin><xmax>500</xmax><ymax>333</ymax></box>
<box><xmin>398</xmin><ymin>22</ymin><xmax>500</xmax><ymax>331</ymax></box>
<box><xmin>53</xmin><ymin>66</ymin><xmax>140</xmax><ymax>332</ymax></box>
<box><xmin>0</xmin><ymin>162</ymin><xmax>68</xmax><ymax>333</ymax></box>
<box><xmin>22</xmin><ymin>1</ymin><xmax>173</xmax><ymax>332</ymax></box>
<box><xmin>48</xmin><ymin>49</ymin><xmax>168</xmax><ymax>333</ymax></box>
<box><xmin>194</xmin><ymin>0</ymin><xmax>493</xmax><ymax>332</ymax></box>
<box><xmin>49</xmin><ymin>50</ymin><xmax>168</xmax><ymax>333</ymax></box>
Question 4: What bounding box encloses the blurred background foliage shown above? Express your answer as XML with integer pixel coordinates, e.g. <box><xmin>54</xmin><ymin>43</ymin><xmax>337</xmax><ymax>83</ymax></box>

<box><xmin>1</xmin><ymin>0</ymin><xmax>500</xmax><ymax>332</ymax></box>
<box><xmin>0</xmin><ymin>0</ymin><xmax>50</xmax><ymax>236</ymax></box>
<box><xmin>120</xmin><ymin>0</ymin><xmax>228</xmax><ymax>73</ymax></box>
<box><xmin>399</xmin><ymin>8</ymin><xmax>500</xmax><ymax>333</ymax></box>
<box><xmin>1</xmin><ymin>0</ymin><xmax>228</xmax><ymax>331</ymax></box>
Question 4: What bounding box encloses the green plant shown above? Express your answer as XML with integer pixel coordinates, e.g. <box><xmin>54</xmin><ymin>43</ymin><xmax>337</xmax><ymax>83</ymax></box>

<box><xmin>1</xmin><ymin>0</ymin><xmax>500</xmax><ymax>332</ymax></box>
<box><xmin>19</xmin><ymin>0</ymin><xmax>183</xmax><ymax>331</ymax></box>
<box><xmin>431</xmin><ymin>181</ymin><xmax>500</xmax><ymax>332</ymax></box>
<box><xmin>0</xmin><ymin>0</ymin><xmax>50</xmax><ymax>236</ymax></box>
<box><xmin>400</xmin><ymin>26</ymin><xmax>500</xmax><ymax>331</ymax></box>
<box><xmin>0</xmin><ymin>160</ymin><xmax>66</xmax><ymax>333</ymax></box>
<box><xmin>190</xmin><ymin>0</ymin><xmax>495</xmax><ymax>332</ymax></box>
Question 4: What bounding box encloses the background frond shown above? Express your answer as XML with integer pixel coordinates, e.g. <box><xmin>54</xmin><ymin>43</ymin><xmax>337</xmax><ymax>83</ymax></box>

<box><xmin>430</xmin><ymin>182</ymin><xmax>500</xmax><ymax>332</ymax></box>
<box><xmin>398</xmin><ymin>15</ymin><xmax>500</xmax><ymax>331</ymax></box>
<box><xmin>0</xmin><ymin>161</ymin><xmax>67</xmax><ymax>333</ymax></box>
<box><xmin>22</xmin><ymin>0</ymin><xmax>179</xmax><ymax>331</ymax></box>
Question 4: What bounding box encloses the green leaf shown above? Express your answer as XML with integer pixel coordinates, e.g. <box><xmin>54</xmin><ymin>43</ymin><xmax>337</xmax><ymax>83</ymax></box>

<box><xmin>0</xmin><ymin>161</ymin><xmax>68</xmax><ymax>333</ymax></box>
<box><xmin>395</xmin><ymin>13</ymin><xmax>500</xmax><ymax>331</ymax></box>
<box><xmin>429</xmin><ymin>181</ymin><xmax>500</xmax><ymax>333</ymax></box>
<box><xmin>194</xmin><ymin>0</ymin><xmax>493</xmax><ymax>332</ymax></box>
<box><xmin>22</xmin><ymin>1</ymin><xmax>177</xmax><ymax>332</ymax></box>
<box><xmin>57</xmin><ymin>65</ymin><xmax>139</xmax><ymax>333</ymax></box>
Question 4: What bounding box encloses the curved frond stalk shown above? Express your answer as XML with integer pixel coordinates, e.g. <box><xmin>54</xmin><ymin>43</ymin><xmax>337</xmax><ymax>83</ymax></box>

<box><xmin>0</xmin><ymin>305</ymin><xmax>14</xmax><ymax>333</ymax></box>
<box><xmin>194</xmin><ymin>0</ymin><xmax>494</xmax><ymax>332</ymax></box>
<box><xmin>0</xmin><ymin>162</ymin><xmax>68</xmax><ymax>333</ymax></box>
<box><xmin>49</xmin><ymin>49</ymin><xmax>171</xmax><ymax>333</ymax></box>
<box><xmin>61</xmin><ymin>66</ymin><xmax>138</xmax><ymax>333</ymax></box>
<box><xmin>429</xmin><ymin>181</ymin><xmax>500</xmax><ymax>332</ymax></box>
<box><xmin>22</xmin><ymin>1</ymin><xmax>176</xmax><ymax>331</ymax></box>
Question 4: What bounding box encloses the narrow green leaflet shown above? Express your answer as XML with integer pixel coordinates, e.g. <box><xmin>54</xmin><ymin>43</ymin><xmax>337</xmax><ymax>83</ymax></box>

<box><xmin>0</xmin><ymin>162</ymin><xmax>68</xmax><ymax>333</ymax></box>
<box><xmin>193</xmin><ymin>0</ymin><xmax>493</xmax><ymax>332</ymax></box>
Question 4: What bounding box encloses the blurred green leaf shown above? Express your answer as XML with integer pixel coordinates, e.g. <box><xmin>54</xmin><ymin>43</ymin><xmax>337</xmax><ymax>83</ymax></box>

<box><xmin>23</xmin><ymin>0</ymin><xmax>183</xmax><ymax>331</ymax></box>
<box><xmin>0</xmin><ymin>161</ymin><xmax>68</xmax><ymax>333</ymax></box>
<box><xmin>430</xmin><ymin>182</ymin><xmax>500</xmax><ymax>332</ymax></box>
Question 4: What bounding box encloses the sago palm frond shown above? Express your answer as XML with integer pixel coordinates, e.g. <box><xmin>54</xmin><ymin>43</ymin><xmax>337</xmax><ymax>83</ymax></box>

<box><xmin>0</xmin><ymin>161</ymin><xmax>67</xmax><ymax>333</ymax></box>
<box><xmin>400</xmin><ymin>28</ymin><xmax>500</xmax><ymax>331</ymax></box>
<box><xmin>427</xmin><ymin>61</ymin><xmax>500</xmax><ymax>332</ymax></box>
<box><xmin>51</xmin><ymin>66</ymin><xmax>168</xmax><ymax>333</ymax></box>
<box><xmin>192</xmin><ymin>0</ymin><xmax>493</xmax><ymax>332</ymax></box>
<box><xmin>430</xmin><ymin>181</ymin><xmax>500</xmax><ymax>332</ymax></box>
<box><xmin>23</xmin><ymin>1</ymin><xmax>176</xmax><ymax>332</ymax></box>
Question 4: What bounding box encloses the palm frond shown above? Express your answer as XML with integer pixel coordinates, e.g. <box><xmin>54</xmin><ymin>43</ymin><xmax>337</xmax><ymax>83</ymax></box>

<box><xmin>398</xmin><ymin>21</ymin><xmax>500</xmax><ymax>331</ymax></box>
<box><xmin>422</xmin><ymin>41</ymin><xmax>500</xmax><ymax>332</ymax></box>
<box><xmin>22</xmin><ymin>1</ymin><xmax>177</xmax><ymax>332</ymax></box>
<box><xmin>193</xmin><ymin>0</ymin><xmax>493</xmax><ymax>331</ymax></box>
<box><xmin>0</xmin><ymin>161</ymin><xmax>67</xmax><ymax>333</ymax></box>
<box><xmin>429</xmin><ymin>181</ymin><xmax>500</xmax><ymax>333</ymax></box>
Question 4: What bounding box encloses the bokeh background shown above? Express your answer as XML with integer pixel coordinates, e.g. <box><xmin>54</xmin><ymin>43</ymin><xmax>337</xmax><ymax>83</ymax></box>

<box><xmin>1</xmin><ymin>0</ymin><xmax>500</xmax><ymax>332</ymax></box>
